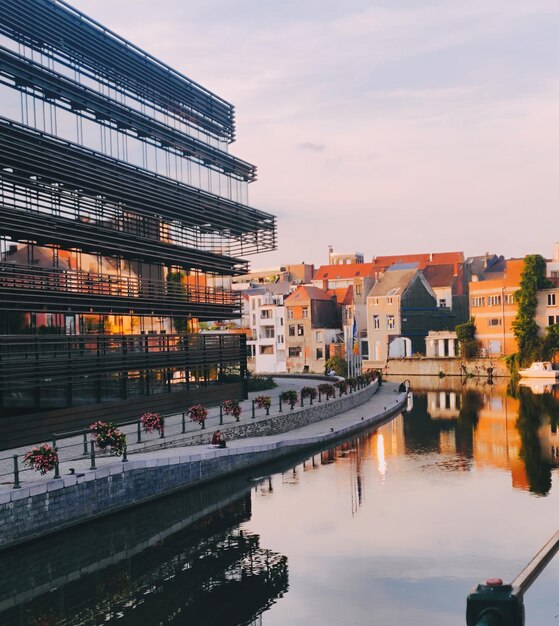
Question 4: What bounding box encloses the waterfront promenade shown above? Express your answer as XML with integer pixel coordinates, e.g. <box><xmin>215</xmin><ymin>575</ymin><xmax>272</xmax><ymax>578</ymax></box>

<box><xmin>0</xmin><ymin>380</ymin><xmax>406</xmax><ymax>548</ymax></box>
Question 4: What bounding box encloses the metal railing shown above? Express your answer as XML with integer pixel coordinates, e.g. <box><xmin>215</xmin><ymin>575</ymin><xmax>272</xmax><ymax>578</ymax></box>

<box><xmin>467</xmin><ymin>530</ymin><xmax>559</xmax><ymax>625</ymax></box>
<box><xmin>0</xmin><ymin>378</ymin><xmax>374</xmax><ymax>489</ymax></box>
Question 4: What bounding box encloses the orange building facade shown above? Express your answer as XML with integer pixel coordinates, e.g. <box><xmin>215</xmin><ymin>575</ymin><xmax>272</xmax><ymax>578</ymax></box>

<box><xmin>468</xmin><ymin>259</ymin><xmax>524</xmax><ymax>356</ymax></box>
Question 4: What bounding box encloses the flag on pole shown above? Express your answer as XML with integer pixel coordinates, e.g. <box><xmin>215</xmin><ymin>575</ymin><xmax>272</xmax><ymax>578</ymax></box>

<box><xmin>352</xmin><ymin>315</ymin><xmax>359</xmax><ymax>356</ymax></box>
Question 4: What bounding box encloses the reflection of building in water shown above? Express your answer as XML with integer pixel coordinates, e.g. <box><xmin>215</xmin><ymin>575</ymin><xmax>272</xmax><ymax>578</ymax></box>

<box><xmin>0</xmin><ymin>494</ymin><xmax>288</xmax><ymax>626</ymax></box>
<box><xmin>473</xmin><ymin>391</ymin><xmax>529</xmax><ymax>491</ymax></box>
<box><xmin>427</xmin><ymin>390</ymin><xmax>461</xmax><ymax>419</ymax></box>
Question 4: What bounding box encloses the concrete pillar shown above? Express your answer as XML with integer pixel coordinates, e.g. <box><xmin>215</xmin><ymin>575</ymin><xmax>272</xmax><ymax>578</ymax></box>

<box><xmin>439</xmin><ymin>391</ymin><xmax>446</xmax><ymax>409</ymax></box>
<box><xmin>438</xmin><ymin>339</ymin><xmax>446</xmax><ymax>357</ymax></box>
<box><xmin>448</xmin><ymin>339</ymin><xmax>456</xmax><ymax>357</ymax></box>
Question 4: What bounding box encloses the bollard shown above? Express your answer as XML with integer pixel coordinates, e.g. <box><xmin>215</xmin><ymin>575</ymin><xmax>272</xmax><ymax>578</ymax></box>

<box><xmin>182</xmin><ymin>411</ymin><xmax>187</xmax><ymax>433</ymax></box>
<box><xmin>90</xmin><ymin>441</ymin><xmax>96</xmax><ymax>470</ymax></box>
<box><xmin>53</xmin><ymin>447</ymin><xmax>60</xmax><ymax>479</ymax></box>
<box><xmin>160</xmin><ymin>416</ymin><xmax>165</xmax><ymax>438</ymax></box>
<box><xmin>13</xmin><ymin>455</ymin><xmax>20</xmax><ymax>489</ymax></box>
<box><xmin>219</xmin><ymin>406</ymin><xmax>223</xmax><ymax>425</ymax></box>
<box><xmin>466</xmin><ymin>580</ymin><xmax>523</xmax><ymax>626</ymax></box>
<box><xmin>318</xmin><ymin>390</ymin><xmax>322</xmax><ymax>403</ymax></box>
<box><xmin>137</xmin><ymin>421</ymin><xmax>142</xmax><ymax>443</ymax></box>
<box><xmin>122</xmin><ymin>444</ymin><xmax>128</xmax><ymax>463</ymax></box>
<box><xmin>252</xmin><ymin>400</ymin><xmax>256</xmax><ymax>419</ymax></box>
<box><xmin>310</xmin><ymin>394</ymin><xmax>313</xmax><ymax>405</ymax></box>
<box><xmin>266</xmin><ymin>404</ymin><xmax>270</xmax><ymax>416</ymax></box>
<box><xmin>300</xmin><ymin>394</ymin><xmax>304</xmax><ymax>408</ymax></box>
<box><xmin>279</xmin><ymin>396</ymin><xmax>283</xmax><ymax>412</ymax></box>
<box><xmin>83</xmin><ymin>430</ymin><xmax>88</xmax><ymax>455</ymax></box>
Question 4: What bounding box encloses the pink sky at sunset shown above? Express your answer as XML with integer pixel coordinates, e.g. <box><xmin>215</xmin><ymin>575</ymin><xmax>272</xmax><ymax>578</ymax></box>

<box><xmin>70</xmin><ymin>0</ymin><xmax>559</xmax><ymax>268</ymax></box>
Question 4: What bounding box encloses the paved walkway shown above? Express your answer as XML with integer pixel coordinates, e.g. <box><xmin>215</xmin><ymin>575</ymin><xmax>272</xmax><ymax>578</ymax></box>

<box><xmin>0</xmin><ymin>381</ymin><xmax>405</xmax><ymax>496</ymax></box>
<box><xmin>0</xmin><ymin>377</ymin><xmax>326</xmax><ymax>484</ymax></box>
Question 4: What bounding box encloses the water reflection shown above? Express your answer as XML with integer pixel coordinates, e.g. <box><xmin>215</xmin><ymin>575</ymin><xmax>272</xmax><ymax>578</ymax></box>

<box><xmin>0</xmin><ymin>472</ymin><xmax>288</xmax><ymax>626</ymax></box>
<box><xmin>402</xmin><ymin>379</ymin><xmax>559</xmax><ymax>496</ymax></box>
<box><xmin>4</xmin><ymin>379</ymin><xmax>559</xmax><ymax>624</ymax></box>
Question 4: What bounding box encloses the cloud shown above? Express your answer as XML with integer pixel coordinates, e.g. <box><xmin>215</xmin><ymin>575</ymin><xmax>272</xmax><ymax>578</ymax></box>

<box><xmin>297</xmin><ymin>142</ymin><xmax>326</xmax><ymax>153</ymax></box>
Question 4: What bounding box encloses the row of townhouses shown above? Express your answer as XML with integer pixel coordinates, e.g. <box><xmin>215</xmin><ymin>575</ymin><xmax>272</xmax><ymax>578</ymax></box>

<box><xmin>237</xmin><ymin>244</ymin><xmax>559</xmax><ymax>374</ymax></box>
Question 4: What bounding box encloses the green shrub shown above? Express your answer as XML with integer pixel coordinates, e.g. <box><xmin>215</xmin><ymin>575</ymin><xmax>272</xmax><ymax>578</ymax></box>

<box><xmin>280</xmin><ymin>390</ymin><xmax>298</xmax><ymax>409</ymax></box>
<box><xmin>247</xmin><ymin>375</ymin><xmax>277</xmax><ymax>392</ymax></box>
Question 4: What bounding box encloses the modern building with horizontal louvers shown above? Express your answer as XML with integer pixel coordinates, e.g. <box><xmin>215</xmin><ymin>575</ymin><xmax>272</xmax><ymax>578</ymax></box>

<box><xmin>0</xmin><ymin>0</ymin><xmax>276</xmax><ymax>447</ymax></box>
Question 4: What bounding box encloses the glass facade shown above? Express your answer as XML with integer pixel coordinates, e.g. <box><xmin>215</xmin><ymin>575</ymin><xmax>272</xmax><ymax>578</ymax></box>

<box><xmin>0</xmin><ymin>0</ymin><xmax>276</xmax><ymax>427</ymax></box>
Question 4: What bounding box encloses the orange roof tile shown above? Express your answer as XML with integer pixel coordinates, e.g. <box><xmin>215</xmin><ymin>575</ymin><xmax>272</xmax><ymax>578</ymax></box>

<box><xmin>313</xmin><ymin>263</ymin><xmax>375</xmax><ymax>281</ymax></box>
<box><xmin>327</xmin><ymin>286</ymin><xmax>354</xmax><ymax>305</ymax></box>
<box><xmin>284</xmin><ymin>285</ymin><xmax>333</xmax><ymax>303</ymax></box>
<box><xmin>372</xmin><ymin>251</ymin><xmax>464</xmax><ymax>268</ymax></box>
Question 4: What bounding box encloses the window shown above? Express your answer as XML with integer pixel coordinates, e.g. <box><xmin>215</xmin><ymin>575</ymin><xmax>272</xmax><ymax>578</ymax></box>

<box><xmin>505</xmin><ymin>294</ymin><xmax>515</xmax><ymax>305</ymax></box>
<box><xmin>260</xmin><ymin>345</ymin><xmax>274</xmax><ymax>355</ymax></box>
<box><xmin>549</xmin><ymin>316</ymin><xmax>559</xmax><ymax>326</ymax></box>
<box><xmin>280</xmin><ymin>317</ymin><xmax>284</xmax><ymax>326</ymax></box>
<box><xmin>472</xmin><ymin>297</ymin><xmax>485</xmax><ymax>307</ymax></box>
<box><xmin>316</xmin><ymin>348</ymin><xmax>323</xmax><ymax>359</ymax></box>
<box><xmin>387</xmin><ymin>297</ymin><xmax>393</xmax><ymax>305</ymax></box>
<box><xmin>488</xmin><ymin>295</ymin><xmax>501</xmax><ymax>306</ymax></box>
<box><xmin>372</xmin><ymin>297</ymin><xmax>379</xmax><ymax>306</ymax></box>
<box><xmin>302</xmin><ymin>307</ymin><xmax>309</xmax><ymax>319</ymax></box>
<box><xmin>548</xmin><ymin>293</ymin><xmax>556</xmax><ymax>306</ymax></box>
<box><xmin>252</xmin><ymin>314</ymin><xmax>256</xmax><ymax>326</ymax></box>
<box><xmin>372</xmin><ymin>315</ymin><xmax>380</xmax><ymax>330</ymax></box>
<box><xmin>297</xmin><ymin>324</ymin><xmax>304</xmax><ymax>336</ymax></box>
<box><xmin>488</xmin><ymin>318</ymin><xmax>502</xmax><ymax>327</ymax></box>
<box><xmin>277</xmin><ymin>334</ymin><xmax>284</xmax><ymax>344</ymax></box>
<box><xmin>438</xmin><ymin>299</ymin><xmax>447</xmax><ymax>308</ymax></box>
<box><xmin>251</xmin><ymin>299</ymin><xmax>255</xmax><ymax>310</ymax></box>
<box><xmin>387</xmin><ymin>315</ymin><xmax>395</xmax><ymax>330</ymax></box>
<box><xmin>287</xmin><ymin>309</ymin><xmax>294</xmax><ymax>319</ymax></box>
<box><xmin>288</xmin><ymin>347</ymin><xmax>302</xmax><ymax>357</ymax></box>
<box><xmin>315</xmin><ymin>331</ymin><xmax>322</xmax><ymax>342</ymax></box>
<box><xmin>288</xmin><ymin>325</ymin><xmax>295</xmax><ymax>337</ymax></box>
<box><xmin>355</xmin><ymin>284</ymin><xmax>362</xmax><ymax>296</ymax></box>
<box><xmin>261</xmin><ymin>310</ymin><xmax>272</xmax><ymax>319</ymax></box>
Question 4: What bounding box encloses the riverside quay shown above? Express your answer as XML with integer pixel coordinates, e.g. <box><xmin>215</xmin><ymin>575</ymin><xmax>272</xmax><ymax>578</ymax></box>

<box><xmin>0</xmin><ymin>0</ymin><xmax>276</xmax><ymax>447</ymax></box>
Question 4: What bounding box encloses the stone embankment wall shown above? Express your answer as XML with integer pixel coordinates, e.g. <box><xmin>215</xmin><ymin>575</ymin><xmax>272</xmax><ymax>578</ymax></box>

<box><xmin>1</xmin><ymin>383</ymin><xmax>407</xmax><ymax>549</ymax></box>
<box><xmin>384</xmin><ymin>357</ymin><xmax>509</xmax><ymax>378</ymax></box>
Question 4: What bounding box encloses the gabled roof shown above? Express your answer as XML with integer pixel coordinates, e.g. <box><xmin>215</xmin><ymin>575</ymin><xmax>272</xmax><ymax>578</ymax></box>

<box><xmin>284</xmin><ymin>285</ymin><xmax>333</xmax><ymax>303</ymax></box>
<box><xmin>313</xmin><ymin>263</ymin><xmax>375</xmax><ymax>281</ymax></box>
<box><xmin>422</xmin><ymin>264</ymin><xmax>456</xmax><ymax>288</ymax></box>
<box><xmin>368</xmin><ymin>268</ymin><xmax>418</xmax><ymax>297</ymax></box>
<box><xmin>328</xmin><ymin>285</ymin><xmax>354</xmax><ymax>306</ymax></box>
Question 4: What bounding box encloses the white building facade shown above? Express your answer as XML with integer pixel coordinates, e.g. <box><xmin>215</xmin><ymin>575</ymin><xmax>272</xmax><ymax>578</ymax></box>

<box><xmin>246</xmin><ymin>288</ymin><xmax>288</xmax><ymax>374</ymax></box>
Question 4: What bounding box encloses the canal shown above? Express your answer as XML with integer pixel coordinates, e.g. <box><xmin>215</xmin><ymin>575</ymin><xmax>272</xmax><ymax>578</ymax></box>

<box><xmin>3</xmin><ymin>379</ymin><xmax>559</xmax><ymax>625</ymax></box>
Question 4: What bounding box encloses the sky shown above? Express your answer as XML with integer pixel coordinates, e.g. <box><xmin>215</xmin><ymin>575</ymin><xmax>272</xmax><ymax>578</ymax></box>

<box><xmin>70</xmin><ymin>0</ymin><xmax>559</xmax><ymax>269</ymax></box>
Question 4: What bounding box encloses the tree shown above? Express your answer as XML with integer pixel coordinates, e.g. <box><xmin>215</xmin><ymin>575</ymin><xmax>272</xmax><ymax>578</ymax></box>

<box><xmin>325</xmin><ymin>355</ymin><xmax>347</xmax><ymax>377</ymax></box>
<box><xmin>540</xmin><ymin>324</ymin><xmax>559</xmax><ymax>362</ymax></box>
<box><xmin>455</xmin><ymin>318</ymin><xmax>480</xmax><ymax>359</ymax></box>
<box><xmin>512</xmin><ymin>255</ymin><xmax>552</xmax><ymax>366</ymax></box>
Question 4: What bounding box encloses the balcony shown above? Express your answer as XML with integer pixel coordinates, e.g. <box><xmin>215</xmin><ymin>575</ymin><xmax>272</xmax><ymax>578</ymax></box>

<box><xmin>0</xmin><ymin>262</ymin><xmax>240</xmax><ymax>319</ymax></box>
